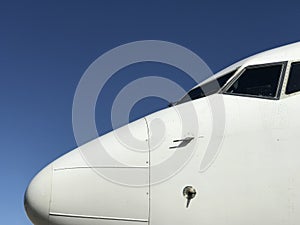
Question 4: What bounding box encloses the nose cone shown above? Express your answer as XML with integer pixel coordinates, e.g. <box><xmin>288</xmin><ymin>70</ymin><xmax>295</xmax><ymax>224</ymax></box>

<box><xmin>24</xmin><ymin>164</ymin><xmax>53</xmax><ymax>225</ymax></box>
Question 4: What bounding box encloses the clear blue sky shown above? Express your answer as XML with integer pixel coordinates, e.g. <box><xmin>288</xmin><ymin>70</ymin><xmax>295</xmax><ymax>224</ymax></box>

<box><xmin>1</xmin><ymin>1</ymin><xmax>300</xmax><ymax>224</ymax></box>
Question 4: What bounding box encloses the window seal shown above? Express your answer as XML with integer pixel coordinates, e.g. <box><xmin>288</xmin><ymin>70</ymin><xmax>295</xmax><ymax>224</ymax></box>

<box><xmin>282</xmin><ymin>61</ymin><xmax>300</xmax><ymax>97</ymax></box>
<box><xmin>174</xmin><ymin>68</ymin><xmax>239</xmax><ymax>106</ymax></box>
<box><xmin>221</xmin><ymin>61</ymin><xmax>287</xmax><ymax>100</ymax></box>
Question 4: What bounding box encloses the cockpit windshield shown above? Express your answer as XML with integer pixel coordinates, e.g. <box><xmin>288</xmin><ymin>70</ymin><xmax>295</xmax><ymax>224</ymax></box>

<box><xmin>174</xmin><ymin>69</ymin><xmax>237</xmax><ymax>105</ymax></box>
<box><xmin>224</xmin><ymin>63</ymin><xmax>284</xmax><ymax>99</ymax></box>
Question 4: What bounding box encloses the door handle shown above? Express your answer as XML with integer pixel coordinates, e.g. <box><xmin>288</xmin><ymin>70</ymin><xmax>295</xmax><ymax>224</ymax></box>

<box><xmin>169</xmin><ymin>137</ymin><xmax>194</xmax><ymax>149</ymax></box>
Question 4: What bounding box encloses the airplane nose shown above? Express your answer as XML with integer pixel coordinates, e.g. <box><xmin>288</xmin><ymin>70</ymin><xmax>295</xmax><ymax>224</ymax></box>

<box><xmin>24</xmin><ymin>164</ymin><xmax>53</xmax><ymax>225</ymax></box>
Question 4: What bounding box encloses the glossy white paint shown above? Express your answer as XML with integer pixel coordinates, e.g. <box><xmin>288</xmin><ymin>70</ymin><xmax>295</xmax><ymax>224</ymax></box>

<box><xmin>25</xmin><ymin>42</ymin><xmax>300</xmax><ymax>225</ymax></box>
<box><xmin>24</xmin><ymin>164</ymin><xmax>53</xmax><ymax>225</ymax></box>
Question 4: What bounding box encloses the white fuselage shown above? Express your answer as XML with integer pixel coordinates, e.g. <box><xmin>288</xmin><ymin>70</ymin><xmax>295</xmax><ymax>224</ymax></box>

<box><xmin>24</xmin><ymin>42</ymin><xmax>300</xmax><ymax>225</ymax></box>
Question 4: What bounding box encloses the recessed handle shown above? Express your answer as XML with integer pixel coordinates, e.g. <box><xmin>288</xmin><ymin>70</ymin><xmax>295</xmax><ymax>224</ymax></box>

<box><xmin>169</xmin><ymin>137</ymin><xmax>194</xmax><ymax>149</ymax></box>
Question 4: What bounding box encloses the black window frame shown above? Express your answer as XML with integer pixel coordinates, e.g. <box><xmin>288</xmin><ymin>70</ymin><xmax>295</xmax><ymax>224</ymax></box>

<box><xmin>174</xmin><ymin>68</ymin><xmax>238</xmax><ymax>106</ymax></box>
<box><xmin>221</xmin><ymin>61</ymin><xmax>287</xmax><ymax>100</ymax></box>
<box><xmin>285</xmin><ymin>61</ymin><xmax>300</xmax><ymax>95</ymax></box>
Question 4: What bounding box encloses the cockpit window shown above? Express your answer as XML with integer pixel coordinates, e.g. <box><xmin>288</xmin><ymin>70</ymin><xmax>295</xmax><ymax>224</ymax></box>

<box><xmin>286</xmin><ymin>62</ymin><xmax>300</xmax><ymax>95</ymax></box>
<box><xmin>175</xmin><ymin>70</ymin><xmax>237</xmax><ymax>105</ymax></box>
<box><xmin>224</xmin><ymin>64</ymin><xmax>283</xmax><ymax>98</ymax></box>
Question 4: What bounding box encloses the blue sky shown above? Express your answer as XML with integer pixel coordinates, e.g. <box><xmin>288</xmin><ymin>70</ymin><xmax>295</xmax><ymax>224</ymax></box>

<box><xmin>1</xmin><ymin>1</ymin><xmax>300</xmax><ymax>224</ymax></box>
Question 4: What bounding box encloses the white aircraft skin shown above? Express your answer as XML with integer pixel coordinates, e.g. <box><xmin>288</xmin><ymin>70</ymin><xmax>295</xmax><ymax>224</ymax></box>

<box><xmin>25</xmin><ymin>42</ymin><xmax>300</xmax><ymax>225</ymax></box>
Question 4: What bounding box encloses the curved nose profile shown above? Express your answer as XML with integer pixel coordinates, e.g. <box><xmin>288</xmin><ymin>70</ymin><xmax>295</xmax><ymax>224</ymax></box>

<box><xmin>24</xmin><ymin>164</ymin><xmax>53</xmax><ymax>225</ymax></box>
